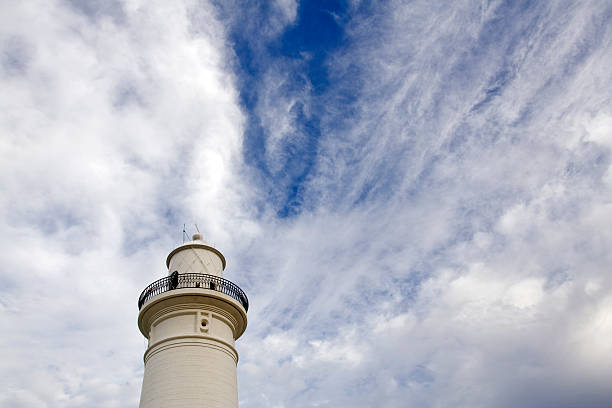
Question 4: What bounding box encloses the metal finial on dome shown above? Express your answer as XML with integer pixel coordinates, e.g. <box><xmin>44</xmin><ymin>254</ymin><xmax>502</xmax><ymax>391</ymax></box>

<box><xmin>192</xmin><ymin>233</ymin><xmax>202</xmax><ymax>241</ymax></box>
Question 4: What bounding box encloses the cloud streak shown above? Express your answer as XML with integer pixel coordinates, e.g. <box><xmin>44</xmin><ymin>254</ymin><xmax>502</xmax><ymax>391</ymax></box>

<box><xmin>230</xmin><ymin>1</ymin><xmax>612</xmax><ymax>407</ymax></box>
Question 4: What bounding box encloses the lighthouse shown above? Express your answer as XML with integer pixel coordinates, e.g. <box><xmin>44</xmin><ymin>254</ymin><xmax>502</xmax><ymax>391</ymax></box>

<box><xmin>137</xmin><ymin>234</ymin><xmax>248</xmax><ymax>408</ymax></box>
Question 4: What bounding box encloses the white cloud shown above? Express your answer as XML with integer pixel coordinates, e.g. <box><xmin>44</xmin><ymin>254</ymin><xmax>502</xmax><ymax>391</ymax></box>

<box><xmin>234</xmin><ymin>1</ymin><xmax>612</xmax><ymax>407</ymax></box>
<box><xmin>0</xmin><ymin>0</ymin><xmax>249</xmax><ymax>406</ymax></box>
<box><xmin>2</xmin><ymin>1</ymin><xmax>612</xmax><ymax>407</ymax></box>
<box><xmin>585</xmin><ymin>113</ymin><xmax>612</xmax><ymax>149</ymax></box>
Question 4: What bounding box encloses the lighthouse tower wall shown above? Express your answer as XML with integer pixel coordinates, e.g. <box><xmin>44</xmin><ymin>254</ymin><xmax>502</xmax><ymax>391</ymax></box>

<box><xmin>137</xmin><ymin>235</ymin><xmax>247</xmax><ymax>408</ymax></box>
<box><xmin>138</xmin><ymin>296</ymin><xmax>241</xmax><ymax>408</ymax></box>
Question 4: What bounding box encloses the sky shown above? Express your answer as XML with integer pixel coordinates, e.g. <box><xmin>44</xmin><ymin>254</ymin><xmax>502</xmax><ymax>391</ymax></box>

<box><xmin>1</xmin><ymin>0</ymin><xmax>612</xmax><ymax>407</ymax></box>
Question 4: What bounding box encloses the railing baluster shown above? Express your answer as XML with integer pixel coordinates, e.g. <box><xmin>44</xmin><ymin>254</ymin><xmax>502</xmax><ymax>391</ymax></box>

<box><xmin>138</xmin><ymin>273</ymin><xmax>248</xmax><ymax>311</ymax></box>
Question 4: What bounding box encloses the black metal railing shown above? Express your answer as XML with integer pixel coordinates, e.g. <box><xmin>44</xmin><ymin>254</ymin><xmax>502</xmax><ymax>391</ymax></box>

<box><xmin>138</xmin><ymin>273</ymin><xmax>249</xmax><ymax>311</ymax></box>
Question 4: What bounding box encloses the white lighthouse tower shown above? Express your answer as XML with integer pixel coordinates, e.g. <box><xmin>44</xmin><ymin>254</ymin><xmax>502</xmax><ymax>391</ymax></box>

<box><xmin>137</xmin><ymin>234</ymin><xmax>248</xmax><ymax>408</ymax></box>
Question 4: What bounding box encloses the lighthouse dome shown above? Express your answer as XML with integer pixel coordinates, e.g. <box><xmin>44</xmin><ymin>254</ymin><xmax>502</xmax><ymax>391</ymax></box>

<box><xmin>165</xmin><ymin>234</ymin><xmax>226</xmax><ymax>277</ymax></box>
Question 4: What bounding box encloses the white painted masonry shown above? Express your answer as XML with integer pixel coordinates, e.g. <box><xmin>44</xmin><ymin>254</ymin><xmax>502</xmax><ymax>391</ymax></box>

<box><xmin>138</xmin><ymin>235</ymin><xmax>247</xmax><ymax>408</ymax></box>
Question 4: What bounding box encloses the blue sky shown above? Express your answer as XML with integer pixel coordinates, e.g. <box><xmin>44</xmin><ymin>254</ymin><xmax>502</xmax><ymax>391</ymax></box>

<box><xmin>1</xmin><ymin>1</ymin><xmax>612</xmax><ymax>407</ymax></box>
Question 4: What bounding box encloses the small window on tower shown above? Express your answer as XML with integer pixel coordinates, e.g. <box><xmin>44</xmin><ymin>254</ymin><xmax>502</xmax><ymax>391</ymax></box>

<box><xmin>200</xmin><ymin>318</ymin><xmax>209</xmax><ymax>333</ymax></box>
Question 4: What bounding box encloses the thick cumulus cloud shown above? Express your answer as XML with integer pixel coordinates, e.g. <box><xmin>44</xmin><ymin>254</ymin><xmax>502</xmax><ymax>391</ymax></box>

<box><xmin>0</xmin><ymin>0</ymin><xmax>249</xmax><ymax>406</ymax></box>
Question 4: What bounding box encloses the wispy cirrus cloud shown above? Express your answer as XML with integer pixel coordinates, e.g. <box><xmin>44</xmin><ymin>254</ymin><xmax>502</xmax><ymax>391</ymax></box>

<box><xmin>229</xmin><ymin>1</ymin><xmax>612</xmax><ymax>407</ymax></box>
